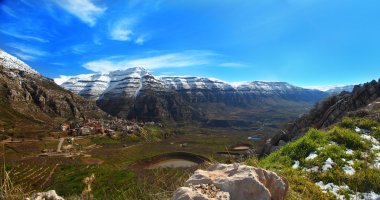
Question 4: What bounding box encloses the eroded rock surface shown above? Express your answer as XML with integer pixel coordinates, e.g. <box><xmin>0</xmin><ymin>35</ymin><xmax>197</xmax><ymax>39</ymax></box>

<box><xmin>172</xmin><ymin>163</ymin><xmax>288</xmax><ymax>200</ymax></box>
<box><xmin>25</xmin><ymin>190</ymin><xmax>64</xmax><ymax>200</ymax></box>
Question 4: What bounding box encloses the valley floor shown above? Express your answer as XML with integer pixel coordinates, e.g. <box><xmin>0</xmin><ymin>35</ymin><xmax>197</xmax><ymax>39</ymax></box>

<box><xmin>0</xmin><ymin>127</ymin><xmax>266</xmax><ymax>199</ymax></box>
<box><xmin>2</xmin><ymin>117</ymin><xmax>380</xmax><ymax>200</ymax></box>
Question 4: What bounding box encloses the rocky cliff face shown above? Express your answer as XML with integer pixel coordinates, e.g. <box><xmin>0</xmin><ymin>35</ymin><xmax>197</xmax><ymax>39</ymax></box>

<box><xmin>263</xmin><ymin>79</ymin><xmax>380</xmax><ymax>155</ymax></box>
<box><xmin>60</xmin><ymin>68</ymin><xmax>328</xmax><ymax>124</ymax></box>
<box><xmin>0</xmin><ymin>50</ymin><xmax>106</xmax><ymax>136</ymax></box>
<box><xmin>172</xmin><ymin>163</ymin><xmax>288</xmax><ymax>200</ymax></box>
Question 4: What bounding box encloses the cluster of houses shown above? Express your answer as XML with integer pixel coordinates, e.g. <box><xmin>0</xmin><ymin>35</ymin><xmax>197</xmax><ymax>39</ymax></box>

<box><xmin>60</xmin><ymin>118</ymin><xmax>156</xmax><ymax>136</ymax></box>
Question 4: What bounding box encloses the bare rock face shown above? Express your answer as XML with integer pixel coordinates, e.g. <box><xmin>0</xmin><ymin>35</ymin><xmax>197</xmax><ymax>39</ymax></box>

<box><xmin>172</xmin><ymin>163</ymin><xmax>288</xmax><ymax>200</ymax></box>
<box><xmin>25</xmin><ymin>190</ymin><xmax>64</xmax><ymax>200</ymax></box>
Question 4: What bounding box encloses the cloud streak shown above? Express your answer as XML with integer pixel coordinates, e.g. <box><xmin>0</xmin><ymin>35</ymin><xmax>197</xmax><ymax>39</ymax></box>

<box><xmin>8</xmin><ymin>43</ymin><xmax>48</xmax><ymax>57</ymax></box>
<box><xmin>52</xmin><ymin>0</ymin><xmax>106</xmax><ymax>26</ymax></box>
<box><xmin>0</xmin><ymin>30</ymin><xmax>49</xmax><ymax>43</ymax></box>
<box><xmin>219</xmin><ymin>62</ymin><xmax>246</xmax><ymax>67</ymax></box>
<box><xmin>83</xmin><ymin>50</ymin><xmax>215</xmax><ymax>73</ymax></box>
<box><xmin>109</xmin><ymin>18</ymin><xmax>136</xmax><ymax>41</ymax></box>
<box><xmin>7</xmin><ymin>43</ymin><xmax>48</xmax><ymax>60</ymax></box>
<box><xmin>1</xmin><ymin>5</ymin><xmax>17</xmax><ymax>18</ymax></box>
<box><xmin>109</xmin><ymin>18</ymin><xmax>149</xmax><ymax>44</ymax></box>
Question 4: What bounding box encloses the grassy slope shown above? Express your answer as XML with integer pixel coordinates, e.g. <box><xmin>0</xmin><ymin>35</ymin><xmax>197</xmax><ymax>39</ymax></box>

<box><xmin>248</xmin><ymin>117</ymin><xmax>380</xmax><ymax>199</ymax></box>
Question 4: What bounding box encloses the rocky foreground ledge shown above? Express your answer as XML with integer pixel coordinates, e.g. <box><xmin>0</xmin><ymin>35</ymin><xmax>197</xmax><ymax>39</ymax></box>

<box><xmin>25</xmin><ymin>190</ymin><xmax>64</xmax><ymax>200</ymax></box>
<box><xmin>172</xmin><ymin>163</ymin><xmax>288</xmax><ymax>200</ymax></box>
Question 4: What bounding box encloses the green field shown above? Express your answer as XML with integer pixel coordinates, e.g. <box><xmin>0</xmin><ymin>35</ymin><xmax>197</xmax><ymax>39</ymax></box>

<box><xmin>0</xmin><ymin>126</ymin><xmax>264</xmax><ymax>199</ymax></box>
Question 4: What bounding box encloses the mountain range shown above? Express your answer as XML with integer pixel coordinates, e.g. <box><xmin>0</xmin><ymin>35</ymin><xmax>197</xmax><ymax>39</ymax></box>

<box><xmin>0</xmin><ymin>49</ymin><xmax>355</xmax><ymax>131</ymax></box>
<box><xmin>59</xmin><ymin>67</ymin><xmax>331</xmax><ymax>128</ymax></box>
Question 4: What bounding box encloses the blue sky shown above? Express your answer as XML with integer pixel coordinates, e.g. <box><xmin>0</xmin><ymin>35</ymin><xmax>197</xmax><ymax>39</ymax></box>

<box><xmin>1</xmin><ymin>0</ymin><xmax>380</xmax><ymax>87</ymax></box>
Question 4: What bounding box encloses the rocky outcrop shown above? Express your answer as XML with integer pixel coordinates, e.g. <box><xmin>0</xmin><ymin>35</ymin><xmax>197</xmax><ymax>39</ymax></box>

<box><xmin>172</xmin><ymin>163</ymin><xmax>288</xmax><ymax>200</ymax></box>
<box><xmin>0</xmin><ymin>50</ymin><xmax>108</xmax><ymax>135</ymax></box>
<box><xmin>262</xmin><ymin>79</ymin><xmax>380</xmax><ymax>155</ymax></box>
<box><xmin>25</xmin><ymin>190</ymin><xmax>64</xmax><ymax>200</ymax></box>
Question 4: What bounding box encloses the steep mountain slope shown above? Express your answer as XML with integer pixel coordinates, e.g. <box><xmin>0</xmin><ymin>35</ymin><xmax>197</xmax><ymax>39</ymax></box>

<box><xmin>60</xmin><ymin>67</ymin><xmax>328</xmax><ymax>127</ymax></box>
<box><xmin>263</xmin><ymin>78</ymin><xmax>380</xmax><ymax>155</ymax></box>
<box><xmin>0</xmin><ymin>50</ymin><xmax>106</xmax><ymax>137</ymax></box>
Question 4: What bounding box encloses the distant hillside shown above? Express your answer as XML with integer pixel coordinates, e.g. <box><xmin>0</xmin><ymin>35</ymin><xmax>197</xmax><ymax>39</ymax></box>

<box><xmin>0</xmin><ymin>50</ymin><xmax>107</xmax><ymax>137</ymax></box>
<box><xmin>325</xmin><ymin>85</ymin><xmax>355</xmax><ymax>94</ymax></box>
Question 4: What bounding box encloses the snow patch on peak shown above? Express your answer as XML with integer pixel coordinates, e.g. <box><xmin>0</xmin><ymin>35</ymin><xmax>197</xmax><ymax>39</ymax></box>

<box><xmin>159</xmin><ymin>76</ymin><xmax>234</xmax><ymax>90</ymax></box>
<box><xmin>59</xmin><ymin>67</ymin><xmax>325</xmax><ymax>100</ymax></box>
<box><xmin>0</xmin><ymin>50</ymin><xmax>39</xmax><ymax>74</ymax></box>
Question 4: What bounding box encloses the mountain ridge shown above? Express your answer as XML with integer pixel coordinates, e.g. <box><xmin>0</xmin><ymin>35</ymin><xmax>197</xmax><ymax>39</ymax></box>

<box><xmin>59</xmin><ymin>67</ymin><xmax>327</xmax><ymax>100</ymax></box>
<box><xmin>0</xmin><ymin>50</ymin><xmax>108</xmax><ymax>137</ymax></box>
<box><xmin>59</xmin><ymin>66</ymin><xmax>329</xmax><ymax>125</ymax></box>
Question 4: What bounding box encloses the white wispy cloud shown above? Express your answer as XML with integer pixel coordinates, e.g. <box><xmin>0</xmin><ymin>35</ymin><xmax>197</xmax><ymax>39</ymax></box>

<box><xmin>1</xmin><ymin>5</ymin><xmax>17</xmax><ymax>18</ymax></box>
<box><xmin>135</xmin><ymin>35</ymin><xmax>145</xmax><ymax>45</ymax></box>
<box><xmin>13</xmin><ymin>52</ymin><xmax>36</xmax><ymax>61</ymax></box>
<box><xmin>0</xmin><ymin>30</ymin><xmax>49</xmax><ymax>43</ymax></box>
<box><xmin>8</xmin><ymin>43</ymin><xmax>48</xmax><ymax>57</ymax></box>
<box><xmin>50</xmin><ymin>62</ymin><xmax>66</xmax><ymax>66</ymax></box>
<box><xmin>7</xmin><ymin>43</ymin><xmax>48</xmax><ymax>61</ymax></box>
<box><xmin>109</xmin><ymin>18</ymin><xmax>136</xmax><ymax>41</ymax></box>
<box><xmin>71</xmin><ymin>44</ymin><xmax>89</xmax><ymax>54</ymax></box>
<box><xmin>83</xmin><ymin>50</ymin><xmax>215</xmax><ymax>73</ymax></box>
<box><xmin>52</xmin><ymin>0</ymin><xmax>106</xmax><ymax>26</ymax></box>
<box><xmin>54</xmin><ymin>75</ymin><xmax>73</xmax><ymax>85</ymax></box>
<box><xmin>219</xmin><ymin>62</ymin><xmax>246</xmax><ymax>67</ymax></box>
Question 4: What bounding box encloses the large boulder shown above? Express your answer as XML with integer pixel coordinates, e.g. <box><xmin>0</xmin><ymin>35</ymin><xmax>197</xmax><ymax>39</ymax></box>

<box><xmin>172</xmin><ymin>163</ymin><xmax>288</xmax><ymax>200</ymax></box>
<box><xmin>25</xmin><ymin>190</ymin><xmax>64</xmax><ymax>200</ymax></box>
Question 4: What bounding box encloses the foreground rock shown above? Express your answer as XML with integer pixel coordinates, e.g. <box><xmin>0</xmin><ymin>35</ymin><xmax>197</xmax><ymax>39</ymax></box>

<box><xmin>172</xmin><ymin>163</ymin><xmax>288</xmax><ymax>200</ymax></box>
<box><xmin>25</xmin><ymin>190</ymin><xmax>64</xmax><ymax>200</ymax></box>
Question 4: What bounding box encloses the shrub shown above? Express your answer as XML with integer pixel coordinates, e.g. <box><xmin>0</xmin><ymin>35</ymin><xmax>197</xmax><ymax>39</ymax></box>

<box><xmin>329</xmin><ymin>127</ymin><xmax>367</xmax><ymax>150</ymax></box>
<box><xmin>285</xmin><ymin>129</ymin><xmax>328</xmax><ymax>161</ymax></box>
<box><xmin>356</xmin><ymin>118</ymin><xmax>379</xmax><ymax>130</ymax></box>
<box><xmin>340</xmin><ymin>117</ymin><xmax>379</xmax><ymax>130</ymax></box>
<box><xmin>317</xmin><ymin>144</ymin><xmax>347</xmax><ymax>166</ymax></box>
<box><xmin>341</xmin><ymin>117</ymin><xmax>355</xmax><ymax>129</ymax></box>
<box><xmin>346</xmin><ymin>169</ymin><xmax>380</xmax><ymax>193</ymax></box>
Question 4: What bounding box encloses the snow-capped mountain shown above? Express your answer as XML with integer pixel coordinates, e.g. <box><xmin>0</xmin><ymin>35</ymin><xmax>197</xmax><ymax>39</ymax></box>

<box><xmin>0</xmin><ymin>50</ymin><xmax>107</xmax><ymax>135</ymax></box>
<box><xmin>0</xmin><ymin>50</ymin><xmax>39</xmax><ymax>74</ymax></box>
<box><xmin>59</xmin><ymin>67</ymin><xmax>328</xmax><ymax>123</ymax></box>
<box><xmin>305</xmin><ymin>85</ymin><xmax>354</xmax><ymax>94</ymax></box>
<box><xmin>325</xmin><ymin>85</ymin><xmax>354</xmax><ymax>94</ymax></box>
<box><xmin>61</xmin><ymin>67</ymin><xmax>169</xmax><ymax>99</ymax></box>
<box><xmin>59</xmin><ymin>67</ymin><xmax>324</xmax><ymax>100</ymax></box>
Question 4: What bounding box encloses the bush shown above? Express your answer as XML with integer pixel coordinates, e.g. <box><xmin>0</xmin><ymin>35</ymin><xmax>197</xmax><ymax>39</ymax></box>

<box><xmin>285</xmin><ymin>129</ymin><xmax>328</xmax><ymax>160</ymax></box>
<box><xmin>357</xmin><ymin>118</ymin><xmax>379</xmax><ymax>130</ymax></box>
<box><xmin>341</xmin><ymin>117</ymin><xmax>379</xmax><ymax>130</ymax></box>
<box><xmin>341</xmin><ymin>117</ymin><xmax>355</xmax><ymax>129</ymax></box>
<box><xmin>329</xmin><ymin>127</ymin><xmax>367</xmax><ymax>150</ymax></box>
<box><xmin>346</xmin><ymin>169</ymin><xmax>380</xmax><ymax>193</ymax></box>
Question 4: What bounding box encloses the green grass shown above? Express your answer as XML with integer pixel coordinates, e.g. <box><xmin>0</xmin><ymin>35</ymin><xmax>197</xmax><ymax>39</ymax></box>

<box><xmin>252</xmin><ymin>117</ymin><xmax>380</xmax><ymax>199</ymax></box>
<box><xmin>50</xmin><ymin>164</ymin><xmax>136</xmax><ymax>199</ymax></box>
<box><xmin>329</xmin><ymin>127</ymin><xmax>368</xmax><ymax>150</ymax></box>
<box><xmin>49</xmin><ymin>163</ymin><xmax>196</xmax><ymax>200</ymax></box>
<box><xmin>91</xmin><ymin>137</ymin><xmax>121</xmax><ymax>144</ymax></box>
<box><xmin>341</xmin><ymin>117</ymin><xmax>379</xmax><ymax>130</ymax></box>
